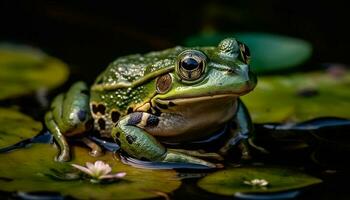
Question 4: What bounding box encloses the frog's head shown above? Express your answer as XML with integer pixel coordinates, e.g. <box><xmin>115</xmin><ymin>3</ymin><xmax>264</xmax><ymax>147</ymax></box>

<box><xmin>150</xmin><ymin>38</ymin><xmax>257</xmax><ymax>140</ymax></box>
<box><xmin>155</xmin><ymin>38</ymin><xmax>257</xmax><ymax>102</ymax></box>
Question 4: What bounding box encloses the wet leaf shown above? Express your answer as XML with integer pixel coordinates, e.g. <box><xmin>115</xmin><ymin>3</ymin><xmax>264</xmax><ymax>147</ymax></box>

<box><xmin>0</xmin><ymin>43</ymin><xmax>69</xmax><ymax>100</ymax></box>
<box><xmin>197</xmin><ymin>166</ymin><xmax>322</xmax><ymax>195</ymax></box>
<box><xmin>0</xmin><ymin>108</ymin><xmax>42</xmax><ymax>148</ymax></box>
<box><xmin>242</xmin><ymin>69</ymin><xmax>350</xmax><ymax>123</ymax></box>
<box><xmin>0</xmin><ymin>144</ymin><xmax>181</xmax><ymax>199</ymax></box>
<box><xmin>184</xmin><ymin>32</ymin><xmax>312</xmax><ymax>73</ymax></box>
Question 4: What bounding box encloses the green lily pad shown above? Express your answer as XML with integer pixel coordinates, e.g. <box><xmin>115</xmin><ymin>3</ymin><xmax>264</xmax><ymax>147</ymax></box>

<box><xmin>197</xmin><ymin>166</ymin><xmax>322</xmax><ymax>195</ymax></box>
<box><xmin>184</xmin><ymin>32</ymin><xmax>312</xmax><ymax>74</ymax></box>
<box><xmin>0</xmin><ymin>144</ymin><xmax>181</xmax><ymax>199</ymax></box>
<box><xmin>0</xmin><ymin>108</ymin><xmax>42</xmax><ymax>148</ymax></box>
<box><xmin>0</xmin><ymin>43</ymin><xmax>69</xmax><ymax>100</ymax></box>
<box><xmin>242</xmin><ymin>69</ymin><xmax>350</xmax><ymax>123</ymax></box>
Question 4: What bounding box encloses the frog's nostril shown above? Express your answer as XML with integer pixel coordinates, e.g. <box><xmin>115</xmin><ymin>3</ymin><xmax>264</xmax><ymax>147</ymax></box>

<box><xmin>226</xmin><ymin>68</ymin><xmax>235</xmax><ymax>74</ymax></box>
<box><xmin>217</xmin><ymin>38</ymin><xmax>240</xmax><ymax>58</ymax></box>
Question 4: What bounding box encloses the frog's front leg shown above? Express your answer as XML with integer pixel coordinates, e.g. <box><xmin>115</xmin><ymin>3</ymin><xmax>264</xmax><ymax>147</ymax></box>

<box><xmin>112</xmin><ymin>112</ymin><xmax>218</xmax><ymax>168</ymax></box>
<box><xmin>219</xmin><ymin>99</ymin><xmax>254</xmax><ymax>160</ymax></box>
<box><xmin>45</xmin><ymin>82</ymin><xmax>96</xmax><ymax>161</ymax></box>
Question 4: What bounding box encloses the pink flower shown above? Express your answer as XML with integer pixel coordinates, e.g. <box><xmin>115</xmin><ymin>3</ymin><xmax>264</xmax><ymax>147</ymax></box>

<box><xmin>71</xmin><ymin>161</ymin><xmax>126</xmax><ymax>181</ymax></box>
<box><xmin>243</xmin><ymin>179</ymin><xmax>269</xmax><ymax>187</ymax></box>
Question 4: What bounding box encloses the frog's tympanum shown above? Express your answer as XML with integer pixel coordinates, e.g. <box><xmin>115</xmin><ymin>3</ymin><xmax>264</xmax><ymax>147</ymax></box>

<box><xmin>45</xmin><ymin>38</ymin><xmax>257</xmax><ymax>168</ymax></box>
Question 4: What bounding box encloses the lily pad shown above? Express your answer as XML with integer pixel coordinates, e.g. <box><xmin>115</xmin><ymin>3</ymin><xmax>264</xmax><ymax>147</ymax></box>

<box><xmin>242</xmin><ymin>69</ymin><xmax>350</xmax><ymax>123</ymax></box>
<box><xmin>184</xmin><ymin>32</ymin><xmax>312</xmax><ymax>74</ymax></box>
<box><xmin>0</xmin><ymin>144</ymin><xmax>181</xmax><ymax>199</ymax></box>
<box><xmin>0</xmin><ymin>43</ymin><xmax>69</xmax><ymax>100</ymax></box>
<box><xmin>0</xmin><ymin>108</ymin><xmax>42</xmax><ymax>148</ymax></box>
<box><xmin>197</xmin><ymin>166</ymin><xmax>322</xmax><ymax>196</ymax></box>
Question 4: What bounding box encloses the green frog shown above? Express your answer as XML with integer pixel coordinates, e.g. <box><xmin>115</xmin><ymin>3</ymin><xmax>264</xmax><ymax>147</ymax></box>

<box><xmin>45</xmin><ymin>38</ymin><xmax>256</xmax><ymax>168</ymax></box>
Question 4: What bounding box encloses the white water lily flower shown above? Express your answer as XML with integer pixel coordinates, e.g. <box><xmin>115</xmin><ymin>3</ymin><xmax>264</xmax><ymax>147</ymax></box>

<box><xmin>71</xmin><ymin>160</ymin><xmax>126</xmax><ymax>180</ymax></box>
<box><xmin>243</xmin><ymin>179</ymin><xmax>269</xmax><ymax>187</ymax></box>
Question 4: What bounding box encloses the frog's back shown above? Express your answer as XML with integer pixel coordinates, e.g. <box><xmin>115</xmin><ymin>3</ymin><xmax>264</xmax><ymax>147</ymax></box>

<box><xmin>89</xmin><ymin>47</ymin><xmax>183</xmax><ymax>136</ymax></box>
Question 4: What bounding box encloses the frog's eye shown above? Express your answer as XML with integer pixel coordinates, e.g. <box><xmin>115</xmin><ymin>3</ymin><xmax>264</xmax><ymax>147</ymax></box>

<box><xmin>176</xmin><ymin>50</ymin><xmax>207</xmax><ymax>82</ymax></box>
<box><xmin>238</xmin><ymin>41</ymin><xmax>251</xmax><ymax>64</ymax></box>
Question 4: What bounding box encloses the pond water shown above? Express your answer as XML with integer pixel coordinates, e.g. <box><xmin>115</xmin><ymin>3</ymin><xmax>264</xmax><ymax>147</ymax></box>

<box><xmin>0</xmin><ymin>81</ymin><xmax>349</xmax><ymax>199</ymax></box>
<box><xmin>0</xmin><ymin>102</ymin><xmax>349</xmax><ymax>199</ymax></box>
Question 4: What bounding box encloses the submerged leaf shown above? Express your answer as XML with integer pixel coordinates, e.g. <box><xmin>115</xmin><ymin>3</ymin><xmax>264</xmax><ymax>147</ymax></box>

<box><xmin>0</xmin><ymin>43</ymin><xmax>69</xmax><ymax>100</ymax></box>
<box><xmin>0</xmin><ymin>108</ymin><xmax>42</xmax><ymax>148</ymax></box>
<box><xmin>197</xmin><ymin>166</ymin><xmax>322</xmax><ymax>195</ymax></box>
<box><xmin>0</xmin><ymin>144</ymin><xmax>181</xmax><ymax>199</ymax></box>
<box><xmin>242</xmin><ymin>69</ymin><xmax>350</xmax><ymax>123</ymax></box>
<box><xmin>184</xmin><ymin>32</ymin><xmax>312</xmax><ymax>73</ymax></box>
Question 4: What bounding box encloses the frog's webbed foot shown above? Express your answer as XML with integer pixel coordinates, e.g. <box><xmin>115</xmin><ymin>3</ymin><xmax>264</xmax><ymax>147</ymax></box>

<box><xmin>113</xmin><ymin>112</ymin><xmax>221</xmax><ymax>168</ymax></box>
<box><xmin>81</xmin><ymin>137</ymin><xmax>104</xmax><ymax>157</ymax></box>
<box><xmin>163</xmin><ymin>150</ymin><xmax>221</xmax><ymax>168</ymax></box>
<box><xmin>218</xmin><ymin>99</ymin><xmax>256</xmax><ymax>161</ymax></box>
<box><xmin>219</xmin><ymin>132</ymin><xmax>252</xmax><ymax>161</ymax></box>
<box><xmin>238</xmin><ymin>139</ymin><xmax>252</xmax><ymax>160</ymax></box>
<box><xmin>168</xmin><ymin>149</ymin><xmax>224</xmax><ymax>161</ymax></box>
<box><xmin>44</xmin><ymin>82</ymin><xmax>92</xmax><ymax>162</ymax></box>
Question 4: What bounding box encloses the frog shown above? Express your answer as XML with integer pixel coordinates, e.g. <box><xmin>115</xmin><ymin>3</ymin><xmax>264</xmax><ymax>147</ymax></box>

<box><xmin>44</xmin><ymin>38</ymin><xmax>257</xmax><ymax>168</ymax></box>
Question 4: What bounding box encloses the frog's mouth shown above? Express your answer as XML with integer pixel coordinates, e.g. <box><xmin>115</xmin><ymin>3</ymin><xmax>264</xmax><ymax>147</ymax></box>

<box><xmin>154</xmin><ymin>91</ymin><xmax>249</xmax><ymax>106</ymax></box>
<box><xmin>157</xmin><ymin>84</ymin><xmax>254</xmax><ymax>103</ymax></box>
<box><xmin>158</xmin><ymin>94</ymin><xmax>236</xmax><ymax>105</ymax></box>
<box><xmin>154</xmin><ymin>80</ymin><xmax>255</xmax><ymax>106</ymax></box>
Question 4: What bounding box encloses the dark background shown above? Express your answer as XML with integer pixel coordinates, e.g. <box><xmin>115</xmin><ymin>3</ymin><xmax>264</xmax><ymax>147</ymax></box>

<box><xmin>0</xmin><ymin>0</ymin><xmax>348</xmax><ymax>81</ymax></box>
<box><xmin>0</xmin><ymin>1</ymin><xmax>349</xmax><ymax>199</ymax></box>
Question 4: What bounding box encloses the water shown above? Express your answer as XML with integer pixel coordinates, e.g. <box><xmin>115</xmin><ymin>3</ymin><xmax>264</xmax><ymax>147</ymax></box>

<box><xmin>0</xmin><ymin>117</ymin><xmax>349</xmax><ymax>199</ymax></box>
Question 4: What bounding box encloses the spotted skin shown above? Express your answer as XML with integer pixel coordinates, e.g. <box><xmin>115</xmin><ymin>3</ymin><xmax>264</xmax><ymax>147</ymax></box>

<box><xmin>92</xmin><ymin>103</ymin><xmax>106</xmax><ymax>115</ymax></box>
<box><xmin>146</xmin><ymin>115</ymin><xmax>159</xmax><ymax>127</ymax></box>
<box><xmin>127</xmin><ymin>112</ymin><xmax>143</xmax><ymax>125</ymax></box>
<box><xmin>111</xmin><ymin>111</ymin><xmax>121</xmax><ymax>123</ymax></box>
<box><xmin>126</xmin><ymin>135</ymin><xmax>137</xmax><ymax>144</ymax></box>
<box><xmin>98</xmin><ymin>118</ymin><xmax>106</xmax><ymax>130</ymax></box>
<box><xmin>112</xmin><ymin>112</ymin><xmax>166</xmax><ymax>161</ymax></box>
<box><xmin>112</xmin><ymin>112</ymin><xmax>220</xmax><ymax>167</ymax></box>
<box><xmin>45</xmin><ymin>38</ymin><xmax>257</xmax><ymax>168</ymax></box>
<box><xmin>115</xmin><ymin>131</ymin><xmax>121</xmax><ymax>138</ymax></box>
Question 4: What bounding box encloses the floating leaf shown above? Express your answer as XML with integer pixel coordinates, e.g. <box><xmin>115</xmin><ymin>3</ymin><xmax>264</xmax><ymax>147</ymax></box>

<box><xmin>0</xmin><ymin>43</ymin><xmax>69</xmax><ymax>100</ymax></box>
<box><xmin>0</xmin><ymin>108</ymin><xmax>42</xmax><ymax>148</ymax></box>
<box><xmin>235</xmin><ymin>33</ymin><xmax>312</xmax><ymax>73</ymax></box>
<box><xmin>197</xmin><ymin>166</ymin><xmax>322</xmax><ymax>196</ymax></box>
<box><xmin>0</xmin><ymin>144</ymin><xmax>181</xmax><ymax>199</ymax></box>
<box><xmin>242</xmin><ymin>69</ymin><xmax>350</xmax><ymax>123</ymax></box>
<box><xmin>184</xmin><ymin>32</ymin><xmax>312</xmax><ymax>73</ymax></box>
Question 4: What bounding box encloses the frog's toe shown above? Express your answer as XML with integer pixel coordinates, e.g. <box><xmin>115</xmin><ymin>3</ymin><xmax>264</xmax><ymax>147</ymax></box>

<box><xmin>56</xmin><ymin>150</ymin><xmax>70</xmax><ymax>162</ymax></box>
<box><xmin>81</xmin><ymin>138</ymin><xmax>104</xmax><ymax>157</ymax></box>
<box><xmin>238</xmin><ymin>141</ymin><xmax>252</xmax><ymax>161</ymax></box>
<box><xmin>241</xmin><ymin>151</ymin><xmax>252</xmax><ymax>161</ymax></box>
<box><xmin>215</xmin><ymin>163</ymin><xmax>225</xmax><ymax>168</ymax></box>
<box><xmin>164</xmin><ymin>150</ymin><xmax>218</xmax><ymax>168</ymax></box>
<box><xmin>209</xmin><ymin>153</ymin><xmax>224</xmax><ymax>161</ymax></box>
<box><xmin>197</xmin><ymin>151</ymin><xmax>224</xmax><ymax>161</ymax></box>
<box><xmin>169</xmin><ymin>149</ymin><xmax>224</xmax><ymax>161</ymax></box>
<box><xmin>89</xmin><ymin>149</ymin><xmax>104</xmax><ymax>157</ymax></box>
